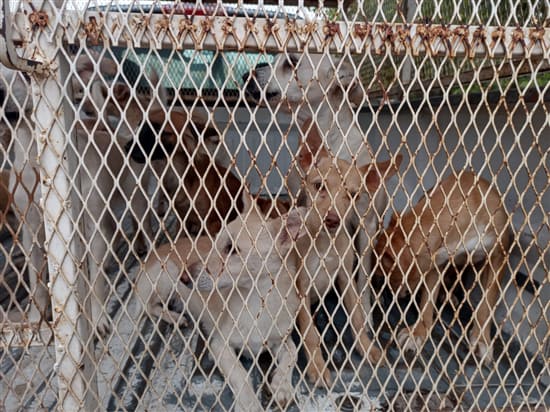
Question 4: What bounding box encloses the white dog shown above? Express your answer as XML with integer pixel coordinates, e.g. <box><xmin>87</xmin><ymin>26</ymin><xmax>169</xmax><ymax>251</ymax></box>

<box><xmin>180</xmin><ymin>194</ymin><xmax>307</xmax><ymax>412</ymax></box>
<box><xmin>245</xmin><ymin>53</ymin><xmax>385</xmax><ymax>329</ymax></box>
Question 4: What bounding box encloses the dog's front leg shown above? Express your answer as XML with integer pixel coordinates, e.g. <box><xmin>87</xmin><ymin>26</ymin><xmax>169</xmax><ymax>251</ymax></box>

<box><xmin>209</xmin><ymin>334</ymin><xmax>262</xmax><ymax>412</ymax></box>
<box><xmin>269</xmin><ymin>336</ymin><xmax>297</xmax><ymax>409</ymax></box>
<box><xmin>350</xmin><ymin>195</ymin><xmax>379</xmax><ymax>331</ymax></box>
<box><xmin>297</xmin><ymin>274</ymin><xmax>332</xmax><ymax>387</ymax></box>
<box><xmin>85</xmin><ymin>183</ymin><xmax>114</xmax><ymax>338</ymax></box>
<box><xmin>469</xmin><ymin>245</ymin><xmax>506</xmax><ymax>366</ymax></box>
<box><xmin>398</xmin><ymin>270</ymin><xmax>440</xmax><ymax>355</ymax></box>
<box><xmin>128</xmin><ymin>165</ymin><xmax>154</xmax><ymax>256</ymax></box>
<box><xmin>354</xmin><ymin>216</ymin><xmax>376</xmax><ymax>329</ymax></box>
<box><xmin>338</xmin><ymin>247</ymin><xmax>382</xmax><ymax>364</ymax></box>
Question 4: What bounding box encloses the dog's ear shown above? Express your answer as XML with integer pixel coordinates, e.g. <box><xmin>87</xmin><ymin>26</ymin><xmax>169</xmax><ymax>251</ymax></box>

<box><xmin>241</xmin><ymin>185</ymin><xmax>255</xmax><ymax>214</ymax></box>
<box><xmin>167</xmin><ymin>108</ymin><xmax>189</xmax><ymax>132</ymax></box>
<box><xmin>298</xmin><ymin>119</ymin><xmax>328</xmax><ymax>171</ymax></box>
<box><xmin>363</xmin><ymin>154</ymin><xmax>403</xmax><ymax>192</ymax></box>
<box><xmin>89</xmin><ymin>81</ymin><xmax>132</xmax><ymax>126</ymax></box>
<box><xmin>76</xmin><ymin>53</ymin><xmax>118</xmax><ymax>85</ymax></box>
<box><xmin>388</xmin><ymin>212</ymin><xmax>399</xmax><ymax>228</ymax></box>
<box><xmin>111</xmin><ymin>82</ymin><xmax>133</xmax><ymax>108</ymax></box>
<box><xmin>89</xmin><ymin>81</ymin><xmax>110</xmax><ymax>108</ymax></box>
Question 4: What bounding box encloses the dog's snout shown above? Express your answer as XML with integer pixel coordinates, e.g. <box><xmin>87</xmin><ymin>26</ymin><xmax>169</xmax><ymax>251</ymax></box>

<box><xmin>180</xmin><ymin>267</ymin><xmax>192</xmax><ymax>287</ymax></box>
<box><xmin>324</xmin><ymin>210</ymin><xmax>341</xmax><ymax>230</ymax></box>
<box><xmin>181</xmin><ymin>262</ymin><xmax>199</xmax><ymax>288</ymax></box>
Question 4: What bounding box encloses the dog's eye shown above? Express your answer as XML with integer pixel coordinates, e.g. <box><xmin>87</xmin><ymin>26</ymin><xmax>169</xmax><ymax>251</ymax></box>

<box><xmin>348</xmin><ymin>191</ymin><xmax>358</xmax><ymax>200</ymax></box>
<box><xmin>313</xmin><ymin>182</ymin><xmax>325</xmax><ymax>192</ymax></box>
<box><xmin>223</xmin><ymin>242</ymin><xmax>238</xmax><ymax>256</ymax></box>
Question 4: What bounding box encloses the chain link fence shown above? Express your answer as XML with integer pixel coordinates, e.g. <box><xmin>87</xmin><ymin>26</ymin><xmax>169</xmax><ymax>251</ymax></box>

<box><xmin>0</xmin><ymin>1</ymin><xmax>548</xmax><ymax>411</ymax></box>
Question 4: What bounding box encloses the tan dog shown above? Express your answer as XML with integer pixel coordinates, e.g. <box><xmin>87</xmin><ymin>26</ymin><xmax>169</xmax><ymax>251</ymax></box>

<box><xmin>246</xmin><ymin>54</ymin><xmax>385</xmax><ymax>331</ymax></box>
<box><xmin>375</xmin><ymin>171</ymin><xmax>510</xmax><ymax>365</ymax></box>
<box><xmin>171</xmin><ymin>194</ymin><xmax>306</xmax><ymax>412</ymax></box>
<box><xmin>295</xmin><ymin>133</ymin><xmax>402</xmax><ymax>386</ymax></box>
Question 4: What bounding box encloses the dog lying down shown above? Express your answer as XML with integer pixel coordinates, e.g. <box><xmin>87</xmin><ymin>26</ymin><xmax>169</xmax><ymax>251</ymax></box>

<box><xmin>376</xmin><ymin>171</ymin><xmax>510</xmax><ymax>365</ymax></box>
<box><xmin>133</xmin><ymin>194</ymin><xmax>306</xmax><ymax>412</ymax></box>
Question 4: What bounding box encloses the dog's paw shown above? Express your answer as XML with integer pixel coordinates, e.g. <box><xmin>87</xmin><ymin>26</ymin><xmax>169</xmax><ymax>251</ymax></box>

<box><xmin>471</xmin><ymin>336</ymin><xmax>494</xmax><ymax>366</ymax></box>
<box><xmin>367</xmin><ymin>345</ymin><xmax>383</xmax><ymax>364</ymax></box>
<box><xmin>358</xmin><ymin>334</ymin><xmax>383</xmax><ymax>363</ymax></box>
<box><xmin>306</xmin><ymin>363</ymin><xmax>332</xmax><ymax>388</ymax></box>
<box><xmin>397</xmin><ymin>329</ymin><xmax>424</xmax><ymax>355</ymax></box>
<box><xmin>270</xmin><ymin>371</ymin><xmax>294</xmax><ymax>409</ymax></box>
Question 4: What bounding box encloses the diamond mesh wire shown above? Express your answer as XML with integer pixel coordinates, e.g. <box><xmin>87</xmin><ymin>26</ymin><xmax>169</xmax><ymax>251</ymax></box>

<box><xmin>0</xmin><ymin>1</ymin><xmax>548</xmax><ymax>411</ymax></box>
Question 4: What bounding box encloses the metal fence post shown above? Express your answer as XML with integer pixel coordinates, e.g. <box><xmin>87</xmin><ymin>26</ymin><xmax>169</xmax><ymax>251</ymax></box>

<box><xmin>0</xmin><ymin>0</ymin><xmax>98</xmax><ymax>408</ymax></box>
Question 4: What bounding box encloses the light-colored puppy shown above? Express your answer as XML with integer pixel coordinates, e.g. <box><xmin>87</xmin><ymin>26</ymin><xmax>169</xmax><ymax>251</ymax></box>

<box><xmin>182</xmin><ymin>195</ymin><xmax>307</xmax><ymax>412</ymax></box>
<box><xmin>245</xmin><ymin>53</ymin><xmax>384</xmax><ymax>329</ymax></box>
<box><xmin>245</xmin><ymin>53</ymin><xmax>371</xmax><ymax>190</ymax></box>
<box><xmin>375</xmin><ymin>171</ymin><xmax>510</xmax><ymax>365</ymax></box>
<box><xmin>295</xmin><ymin>131</ymin><xmax>402</xmax><ymax>386</ymax></box>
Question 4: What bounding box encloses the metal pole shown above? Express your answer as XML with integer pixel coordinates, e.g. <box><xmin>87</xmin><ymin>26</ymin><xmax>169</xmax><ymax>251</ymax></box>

<box><xmin>26</xmin><ymin>2</ymin><xmax>97</xmax><ymax>410</ymax></box>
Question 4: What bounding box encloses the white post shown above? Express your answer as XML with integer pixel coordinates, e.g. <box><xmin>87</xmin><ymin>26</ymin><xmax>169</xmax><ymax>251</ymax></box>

<box><xmin>30</xmin><ymin>2</ymin><xmax>98</xmax><ymax>410</ymax></box>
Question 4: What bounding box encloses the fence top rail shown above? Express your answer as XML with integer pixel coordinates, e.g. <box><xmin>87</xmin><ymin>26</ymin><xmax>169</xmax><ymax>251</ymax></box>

<box><xmin>8</xmin><ymin>9</ymin><xmax>550</xmax><ymax>60</ymax></box>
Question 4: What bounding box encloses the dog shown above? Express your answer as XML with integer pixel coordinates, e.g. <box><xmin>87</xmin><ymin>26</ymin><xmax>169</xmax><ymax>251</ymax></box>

<box><xmin>133</xmin><ymin>193</ymin><xmax>292</xmax><ymax>328</ymax></box>
<box><xmin>1</xmin><ymin>55</ymin><xmax>165</xmax><ymax>336</ymax></box>
<box><xmin>375</xmin><ymin>171</ymin><xmax>510</xmax><ymax>365</ymax></box>
<box><xmin>126</xmin><ymin>106</ymin><xmax>244</xmax><ymax>237</ymax></box>
<box><xmin>295</xmin><ymin>128</ymin><xmax>402</xmax><ymax>386</ymax></box>
<box><xmin>136</xmin><ymin>192</ymin><xmax>306</xmax><ymax>412</ymax></box>
<box><xmin>0</xmin><ymin>170</ymin><xmax>13</xmax><ymax>228</ymax></box>
<box><xmin>245</xmin><ymin>53</ymin><xmax>385</xmax><ymax>330</ymax></box>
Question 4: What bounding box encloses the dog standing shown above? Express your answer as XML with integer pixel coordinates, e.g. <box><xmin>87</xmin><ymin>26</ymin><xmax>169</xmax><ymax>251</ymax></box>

<box><xmin>179</xmin><ymin>193</ymin><xmax>306</xmax><ymax>412</ymax></box>
<box><xmin>295</xmin><ymin>130</ymin><xmax>401</xmax><ymax>386</ymax></box>
<box><xmin>375</xmin><ymin>171</ymin><xmax>510</xmax><ymax>365</ymax></box>
<box><xmin>245</xmin><ymin>53</ymin><xmax>385</xmax><ymax>329</ymax></box>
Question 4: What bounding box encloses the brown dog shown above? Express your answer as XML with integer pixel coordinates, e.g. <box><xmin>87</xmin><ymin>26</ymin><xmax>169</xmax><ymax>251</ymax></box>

<box><xmin>127</xmin><ymin>107</ymin><xmax>243</xmax><ymax>237</ymax></box>
<box><xmin>295</xmin><ymin>132</ymin><xmax>401</xmax><ymax>386</ymax></box>
<box><xmin>0</xmin><ymin>170</ymin><xmax>12</xmax><ymax>228</ymax></box>
<box><xmin>376</xmin><ymin>171</ymin><xmax>510</xmax><ymax>365</ymax></box>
